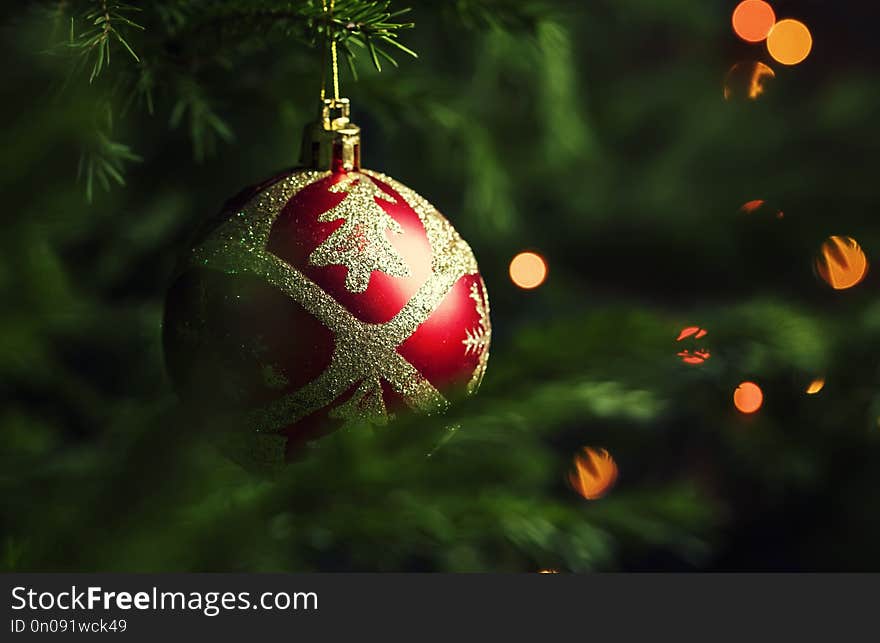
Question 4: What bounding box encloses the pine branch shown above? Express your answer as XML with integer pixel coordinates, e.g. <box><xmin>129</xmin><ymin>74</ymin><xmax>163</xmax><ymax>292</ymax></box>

<box><xmin>169</xmin><ymin>78</ymin><xmax>234</xmax><ymax>162</ymax></box>
<box><xmin>77</xmin><ymin>122</ymin><xmax>142</xmax><ymax>202</ymax></box>
<box><xmin>332</xmin><ymin>1</ymin><xmax>417</xmax><ymax>72</ymax></box>
<box><xmin>443</xmin><ymin>0</ymin><xmax>551</xmax><ymax>33</ymax></box>
<box><xmin>41</xmin><ymin>1</ymin><xmax>421</xmax><ymax>199</ymax></box>
<box><xmin>162</xmin><ymin>1</ymin><xmax>416</xmax><ymax>73</ymax></box>
<box><xmin>67</xmin><ymin>0</ymin><xmax>144</xmax><ymax>83</ymax></box>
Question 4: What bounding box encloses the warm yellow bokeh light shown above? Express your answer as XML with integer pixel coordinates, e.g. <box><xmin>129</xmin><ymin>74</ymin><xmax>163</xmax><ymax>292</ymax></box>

<box><xmin>568</xmin><ymin>447</ymin><xmax>618</xmax><ymax>500</ymax></box>
<box><xmin>815</xmin><ymin>236</ymin><xmax>869</xmax><ymax>290</ymax></box>
<box><xmin>734</xmin><ymin>381</ymin><xmax>763</xmax><ymax>414</ymax></box>
<box><xmin>724</xmin><ymin>62</ymin><xmax>775</xmax><ymax>101</ymax></box>
<box><xmin>806</xmin><ymin>377</ymin><xmax>825</xmax><ymax>395</ymax></box>
<box><xmin>509</xmin><ymin>251</ymin><xmax>548</xmax><ymax>290</ymax></box>
<box><xmin>767</xmin><ymin>19</ymin><xmax>812</xmax><ymax>65</ymax></box>
<box><xmin>732</xmin><ymin>1</ymin><xmax>776</xmax><ymax>43</ymax></box>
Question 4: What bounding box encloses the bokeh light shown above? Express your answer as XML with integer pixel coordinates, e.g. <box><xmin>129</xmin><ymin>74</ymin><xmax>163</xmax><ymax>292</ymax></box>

<box><xmin>740</xmin><ymin>199</ymin><xmax>765</xmax><ymax>214</ymax></box>
<box><xmin>568</xmin><ymin>447</ymin><xmax>618</xmax><ymax>500</ymax></box>
<box><xmin>815</xmin><ymin>236</ymin><xmax>869</xmax><ymax>290</ymax></box>
<box><xmin>732</xmin><ymin>1</ymin><xmax>776</xmax><ymax>43</ymax></box>
<box><xmin>723</xmin><ymin>61</ymin><xmax>775</xmax><ymax>101</ymax></box>
<box><xmin>806</xmin><ymin>377</ymin><xmax>825</xmax><ymax>395</ymax></box>
<box><xmin>678</xmin><ymin>350</ymin><xmax>711</xmax><ymax>365</ymax></box>
<box><xmin>676</xmin><ymin>326</ymin><xmax>711</xmax><ymax>364</ymax></box>
<box><xmin>677</xmin><ymin>326</ymin><xmax>707</xmax><ymax>341</ymax></box>
<box><xmin>734</xmin><ymin>381</ymin><xmax>763</xmax><ymax>414</ymax></box>
<box><xmin>740</xmin><ymin>199</ymin><xmax>783</xmax><ymax>218</ymax></box>
<box><xmin>509</xmin><ymin>251</ymin><xmax>548</xmax><ymax>289</ymax></box>
<box><xmin>538</xmin><ymin>569</ymin><xmax>559</xmax><ymax>574</ymax></box>
<box><xmin>767</xmin><ymin>19</ymin><xmax>812</xmax><ymax>66</ymax></box>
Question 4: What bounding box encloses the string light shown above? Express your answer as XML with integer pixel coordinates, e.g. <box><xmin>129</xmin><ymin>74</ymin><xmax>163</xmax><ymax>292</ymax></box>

<box><xmin>767</xmin><ymin>19</ymin><xmax>812</xmax><ymax>65</ymax></box>
<box><xmin>732</xmin><ymin>1</ymin><xmax>776</xmax><ymax>43</ymax></box>
<box><xmin>676</xmin><ymin>326</ymin><xmax>711</xmax><ymax>365</ymax></box>
<box><xmin>734</xmin><ymin>381</ymin><xmax>763</xmax><ymax>414</ymax></box>
<box><xmin>739</xmin><ymin>199</ymin><xmax>783</xmax><ymax>218</ymax></box>
<box><xmin>677</xmin><ymin>326</ymin><xmax>707</xmax><ymax>341</ymax></box>
<box><xmin>815</xmin><ymin>236</ymin><xmax>868</xmax><ymax>290</ymax></box>
<box><xmin>723</xmin><ymin>61</ymin><xmax>775</xmax><ymax>101</ymax></box>
<box><xmin>509</xmin><ymin>252</ymin><xmax>548</xmax><ymax>290</ymax></box>
<box><xmin>568</xmin><ymin>448</ymin><xmax>618</xmax><ymax>500</ymax></box>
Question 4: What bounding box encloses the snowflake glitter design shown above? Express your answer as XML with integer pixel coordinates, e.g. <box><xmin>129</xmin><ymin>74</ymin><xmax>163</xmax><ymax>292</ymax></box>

<box><xmin>463</xmin><ymin>282</ymin><xmax>491</xmax><ymax>394</ymax></box>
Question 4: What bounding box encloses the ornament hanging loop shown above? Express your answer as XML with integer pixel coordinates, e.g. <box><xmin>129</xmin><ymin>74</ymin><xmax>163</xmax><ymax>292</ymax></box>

<box><xmin>322</xmin><ymin>96</ymin><xmax>351</xmax><ymax>130</ymax></box>
<box><xmin>301</xmin><ymin>97</ymin><xmax>361</xmax><ymax>172</ymax></box>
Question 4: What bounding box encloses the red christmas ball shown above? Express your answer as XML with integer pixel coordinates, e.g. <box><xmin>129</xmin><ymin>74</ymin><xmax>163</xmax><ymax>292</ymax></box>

<box><xmin>164</xmin><ymin>164</ymin><xmax>491</xmax><ymax>463</ymax></box>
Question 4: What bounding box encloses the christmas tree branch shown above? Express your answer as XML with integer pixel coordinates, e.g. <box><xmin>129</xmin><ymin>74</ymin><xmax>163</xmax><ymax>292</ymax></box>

<box><xmin>77</xmin><ymin>102</ymin><xmax>142</xmax><ymax>202</ymax></box>
<box><xmin>164</xmin><ymin>1</ymin><xmax>415</xmax><ymax>72</ymax></box>
<box><xmin>66</xmin><ymin>0</ymin><xmax>144</xmax><ymax>83</ymax></box>
<box><xmin>42</xmin><ymin>0</ymin><xmax>420</xmax><ymax>199</ymax></box>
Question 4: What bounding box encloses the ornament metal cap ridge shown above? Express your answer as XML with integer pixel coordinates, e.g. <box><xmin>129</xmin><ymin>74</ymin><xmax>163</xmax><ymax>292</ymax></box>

<box><xmin>300</xmin><ymin>97</ymin><xmax>361</xmax><ymax>172</ymax></box>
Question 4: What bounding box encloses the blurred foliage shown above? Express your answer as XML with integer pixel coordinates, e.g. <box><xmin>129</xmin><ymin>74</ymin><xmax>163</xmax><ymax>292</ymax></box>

<box><xmin>3</xmin><ymin>0</ymin><xmax>880</xmax><ymax>571</ymax></box>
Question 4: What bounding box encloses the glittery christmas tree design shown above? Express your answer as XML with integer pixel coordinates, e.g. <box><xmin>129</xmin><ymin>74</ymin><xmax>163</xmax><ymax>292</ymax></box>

<box><xmin>309</xmin><ymin>173</ymin><xmax>411</xmax><ymax>292</ymax></box>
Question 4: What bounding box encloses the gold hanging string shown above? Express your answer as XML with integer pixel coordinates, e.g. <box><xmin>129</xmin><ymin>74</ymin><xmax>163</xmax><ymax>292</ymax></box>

<box><xmin>330</xmin><ymin>0</ymin><xmax>340</xmax><ymax>101</ymax></box>
<box><xmin>319</xmin><ymin>0</ymin><xmax>328</xmax><ymax>102</ymax></box>
<box><xmin>320</xmin><ymin>0</ymin><xmax>341</xmax><ymax>103</ymax></box>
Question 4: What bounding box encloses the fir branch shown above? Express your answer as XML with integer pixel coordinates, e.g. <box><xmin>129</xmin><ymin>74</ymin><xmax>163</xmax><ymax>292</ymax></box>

<box><xmin>165</xmin><ymin>0</ymin><xmax>416</xmax><ymax>73</ymax></box>
<box><xmin>169</xmin><ymin>78</ymin><xmax>234</xmax><ymax>162</ymax></box>
<box><xmin>42</xmin><ymin>0</ymin><xmax>418</xmax><ymax>199</ymax></box>
<box><xmin>443</xmin><ymin>0</ymin><xmax>550</xmax><ymax>33</ymax></box>
<box><xmin>78</xmin><ymin>127</ymin><xmax>142</xmax><ymax>202</ymax></box>
<box><xmin>332</xmin><ymin>1</ymin><xmax>417</xmax><ymax>72</ymax></box>
<box><xmin>68</xmin><ymin>0</ymin><xmax>144</xmax><ymax>83</ymax></box>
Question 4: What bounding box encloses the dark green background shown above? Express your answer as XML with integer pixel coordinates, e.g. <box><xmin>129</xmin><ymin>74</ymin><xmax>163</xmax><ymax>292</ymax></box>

<box><xmin>3</xmin><ymin>0</ymin><xmax>880</xmax><ymax>571</ymax></box>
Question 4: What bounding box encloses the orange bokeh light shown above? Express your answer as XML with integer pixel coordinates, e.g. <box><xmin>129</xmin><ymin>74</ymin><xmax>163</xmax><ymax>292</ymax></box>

<box><xmin>734</xmin><ymin>381</ymin><xmax>763</xmax><ymax>414</ymax></box>
<box><xmin>739</xmin><ymin>199</ymin><xmax>784</xmax><ymax>218</ymax></box>
<box><xmin>732</xmin><ymin>1</ymin><xmax>776</xmax><ymax>43</ymax></box>
<box><xmin>740</xmin><ymin>199</ymin><xmax>765</xmax><ymax>214</ymax></box>
<box><xmin>678</xmin><ymin>349</ymin><xmax>711</xmax><ymax>365</ymax></box>
<box><xmin>568</xmin><ymin>447</ymin><xmax>618</xmax><ymax>500</ymax></box>
<box><xmin>767</xmin><ymin>19</ymin><xmax>812</xmax><ymax>65</ymax></box>
<box><xmin>806</xmin><ymin>377</ymin><xmax>825</xmax><ymax>395</ymax></box>
<box><xmin>509</xmin><ymin>251</ymin><xmax>548</xmax><ymax>290</ymax></box>
<box><xmin>676</xmin><ymin>326</ymin><xmax>710</xmax><ymax>364</ymax></box>
<box><xmin>815</xmin><ymin>236</ymin><xmax>869</xmax><ymax>290</ymax></box>
<box><xmin>677</xmin><ymin>326</ymin><xmax>708</xmax><ymax>341</ymax></box>
<box><xmin>723</xmin><ymin>62</ymin><xmax>775</xmax><ymax>101</ymax></box>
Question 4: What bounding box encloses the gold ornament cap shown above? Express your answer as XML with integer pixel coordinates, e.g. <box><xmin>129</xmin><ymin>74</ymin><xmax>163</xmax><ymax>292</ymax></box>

<box><xmin>301</xmin><ymin>98</ymin><xmax>361</xmax><ymax>172</ymax></box>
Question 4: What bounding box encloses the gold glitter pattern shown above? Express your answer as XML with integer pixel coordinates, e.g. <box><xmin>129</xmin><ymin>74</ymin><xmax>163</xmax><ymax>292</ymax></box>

<box><xmin>185</xmin><ymin>168</ymin><xmax>490</xmax><ymax>441</ymax></box>
<box><xmin>261</xmin><ymin>364</ymin><xmax>290</xmax><ymax>390</ymax></box>
<box><xmin>328</xmin><ymin>375</ymin><xmax>389</xmax><ymax>426</ymax></box>
<box><xmin>309</xmin><ymin>173</ymin><xmax>411</xmax><ymax>293</ymax></box>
